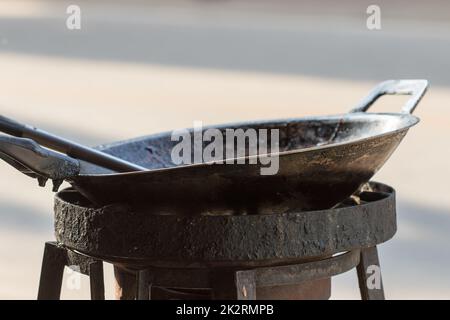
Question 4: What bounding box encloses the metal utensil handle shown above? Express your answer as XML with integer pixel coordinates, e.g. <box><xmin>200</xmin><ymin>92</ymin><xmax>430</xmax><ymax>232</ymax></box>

<box><xmin>350</xmin><ymin>79</ymin><xmax>428</xmax><ymax>114</ymax></box>
<box><xmin>0</xmin><ymin>115</ymin><xmax>146</xmax><ymax>172</ymax></box>
<box><xmin>0</xmin><ymin>135</ymin><xmax>80</xmax><ymax>180</ymax></box>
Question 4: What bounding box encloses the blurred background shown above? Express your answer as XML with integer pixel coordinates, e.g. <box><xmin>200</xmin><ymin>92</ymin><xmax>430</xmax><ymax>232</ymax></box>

<box><xmin>0</xmin><ymin>0</ymin><xmax>449</xmax><ymax>299</ymax></box>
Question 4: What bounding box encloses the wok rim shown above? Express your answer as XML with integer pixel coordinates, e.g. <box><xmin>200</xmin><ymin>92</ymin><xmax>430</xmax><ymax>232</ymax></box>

<box><xmin>82</xmin><ymin>112</ymin><xmax>419</xmax><ymax>177</ymax></box>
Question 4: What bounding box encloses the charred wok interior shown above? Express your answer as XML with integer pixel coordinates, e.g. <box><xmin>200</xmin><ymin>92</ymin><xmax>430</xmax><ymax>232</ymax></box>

<box><xmin>98</xmin><ymin>113</ymin><xmax>418</xmax><ymax>171</ymax></box>
<box><xmin>79</xmin><ymin>113</ymin><xmax>415</xmax><ymax>214</ymax></box>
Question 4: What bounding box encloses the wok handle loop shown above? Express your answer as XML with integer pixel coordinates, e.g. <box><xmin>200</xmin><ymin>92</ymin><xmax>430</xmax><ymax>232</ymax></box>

<box><xmin>350</xmin><ymin>79</ymin><xmax>428</xmax><ymax>114</ymax></box>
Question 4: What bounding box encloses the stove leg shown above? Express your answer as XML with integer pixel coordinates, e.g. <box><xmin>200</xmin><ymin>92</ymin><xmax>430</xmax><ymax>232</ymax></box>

<box><xmin>37</xmin><ymin>242</ymin><xmax>67</xmax><ymax>300</ymax></box>
<box><xmin>211</xmin><ymin>270</ymin><xmax>256</xmax><ymax>300</ymax></box>
<box><xmin>89</xmin><ymin>261</ymin><xmax>105</xmax><ymax>300</ymax></box>
<box><xmin>137</xmin><ymin>269</ymin><xmax>152</xmax><ymax>300</ymax></box>
<box><xmin>114</xmin><ymin>266</ymin><xmax>137</xmax><ymax>300</ymax></box>
<box><xmin>357</xmin><ymin>246</ymin><xmax>385</xmax><ymax>300</ymax></box>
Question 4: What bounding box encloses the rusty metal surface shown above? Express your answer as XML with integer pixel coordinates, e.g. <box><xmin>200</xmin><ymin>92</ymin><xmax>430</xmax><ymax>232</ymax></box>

<box><xmin>256</xmin><ymin>278</ymin><xmax>331</xmax><ymax>300</ymax></box>
<box><xmin>113</xmin><ymin>267</ymin><xmax>136</xmax><ymax>300</ymax></box>
<box><xmin>148</xmin><ymin>284</ymin><xmax>330</xmax><ymax>301</ymax></box>
<box><xmin>113</xmin><ymin>268</ymin><xmax>331</xmax><ymax>300</ymax></box>
<box><xmin>133</xmin><ymin>250</ymin><xmax>358</xmax><ymax>289</ymax></box>
<box><xmin>113</xmin><ymin>251</ymin><xmax>359</xmax><ymax>300</ymax></box>
<box><xmin>54</xmin><ymin>182</ymin><xmax>396</xmax><ymax>268</ymax></box>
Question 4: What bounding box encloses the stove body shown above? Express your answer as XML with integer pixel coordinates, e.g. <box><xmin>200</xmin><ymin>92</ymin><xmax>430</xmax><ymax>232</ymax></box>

<box><xmin>39</xmin><ymin>182</ymin><xmax>396</xmax><ymax>300</ymax></box>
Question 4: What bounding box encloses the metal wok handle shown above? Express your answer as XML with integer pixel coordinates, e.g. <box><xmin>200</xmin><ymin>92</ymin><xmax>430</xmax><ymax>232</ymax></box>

<box><xmin>350</xmin><ymin>79</ymin><xmax>428</xmax><ymax>114</ymax></box>
<box><xmin>0</xmin><ymin>135</ymin><xmax>80</xmax><ymax>190</ymax></box>
<box><xmin>0</xmin><ymin>115</ymin><xmax>146</xmax><ymax>172</ymax></box>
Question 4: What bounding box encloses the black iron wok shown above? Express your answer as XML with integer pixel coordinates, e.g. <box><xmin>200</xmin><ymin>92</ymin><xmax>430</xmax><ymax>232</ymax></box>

<box><xmin>0</xmin><ymin>80</ymin><xmax>427</xmax><ymax>214</ymax></box>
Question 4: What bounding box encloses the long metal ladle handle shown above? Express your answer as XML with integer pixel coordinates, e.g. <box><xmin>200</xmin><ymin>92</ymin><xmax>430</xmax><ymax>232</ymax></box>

<box><xmin>350</xmin><ymin>79</ymin><xmax>428</xmax><ymax>114</ymax></box>
<box><xmin>0</xmin><ymin>115</ymin><xmax>146</xmax><ymax>172</ymax></box>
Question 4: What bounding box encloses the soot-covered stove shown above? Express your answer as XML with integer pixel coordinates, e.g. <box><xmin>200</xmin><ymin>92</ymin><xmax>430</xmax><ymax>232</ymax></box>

<box><xmin>37</xmin><ymin>181</ymin><xmax>395</xmax><ymax>300</ymax></box>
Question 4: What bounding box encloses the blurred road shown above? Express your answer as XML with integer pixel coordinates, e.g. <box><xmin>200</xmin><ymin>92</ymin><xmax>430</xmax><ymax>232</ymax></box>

<box><xmin>0</xmin><ymin>0</ymin><xmax>449</xmax><ymax>299</ymax></box>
